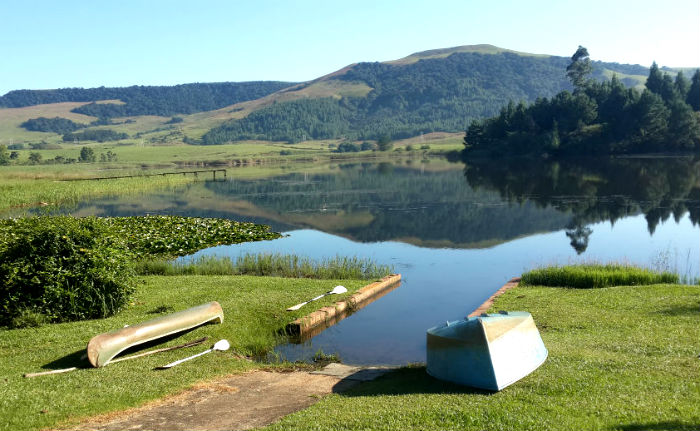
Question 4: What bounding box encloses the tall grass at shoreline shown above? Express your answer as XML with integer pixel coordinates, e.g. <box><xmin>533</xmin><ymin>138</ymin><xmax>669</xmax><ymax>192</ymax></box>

<box><xmin>136</xmin><ymin>253</ymin><xmax>394</xmax><ymax>280</ymax></box>
<box><xmin>521</xmin><ymin>263</ymin><xmax>679</xmax><ymax>288</ymax></box>
<box><xmin>0</xmin><ymin>173</ymin><xmax>195</xmax><ymax>212</ymax></box>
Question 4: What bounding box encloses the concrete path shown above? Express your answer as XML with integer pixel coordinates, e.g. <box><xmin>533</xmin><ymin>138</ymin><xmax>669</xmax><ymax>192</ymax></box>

<box><xmin>70</xmin><ymin>364</ymin><xmax>395</xmax><ymax>431</ymax></box>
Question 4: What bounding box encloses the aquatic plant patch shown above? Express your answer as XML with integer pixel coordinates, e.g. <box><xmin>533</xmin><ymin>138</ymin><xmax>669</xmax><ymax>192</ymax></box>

<box><xmin>0</xmin><ymin>215</ymin><xmax>280</xmax><ymax>259</ymax></box>
<box><xmin>101</xmin><ymin>215</ymin><xmax>281</xmax><ymax>257</ymax></box>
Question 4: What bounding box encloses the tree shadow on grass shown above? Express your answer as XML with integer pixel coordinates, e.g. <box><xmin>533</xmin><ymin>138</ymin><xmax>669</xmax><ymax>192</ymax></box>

<box><xmin>333</xmin><ymin>366</ymin><xmax>493</xmax><ymax>396</ymax></box>
<box><xmin>616</xmin><ymin>421</ymin><xmax>700</xmax><ymax>430</ymax></box>
<box><xmin>655</xmin><ymin>303</ymin><xmax>700</xmax><ymax>316</ymax></box>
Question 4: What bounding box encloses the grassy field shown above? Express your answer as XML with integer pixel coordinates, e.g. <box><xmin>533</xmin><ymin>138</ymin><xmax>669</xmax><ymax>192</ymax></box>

<box><xmin>0</xmin><ymin>274</ymin><xmax>370</xmax><ymax>431</ymax></box>
<box><xmin>0</xmin><ymin>102</ymin><xmax>97</xmax><ymax>143</ymax></box>
<box><xmin>3</xmin><ymin>134</ymin><xmax>461</xmax><ymax>166</ymax></box>
<box><xmin>264</xmin><ymin>281</ymin><xmax>700</xmax><ymax>431</ymax></box>
<box><xmin>0</xmin><ymin>167</ymin><xmax>197</xmax><ymax>213</ymax></box>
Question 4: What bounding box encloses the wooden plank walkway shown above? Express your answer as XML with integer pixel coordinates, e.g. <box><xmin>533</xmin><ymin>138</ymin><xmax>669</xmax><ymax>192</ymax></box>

<box><xmin>59</xmin><ymin>169</ymin><xmax>227</xmax><ymax>181</ymax></box>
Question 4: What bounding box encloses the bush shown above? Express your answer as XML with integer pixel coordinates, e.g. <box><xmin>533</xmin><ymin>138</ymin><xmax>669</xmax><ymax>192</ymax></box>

<box><xmin>335</xmin><ymin>142</ymin><xmax>360</xmax><ymax>153</ymax></box>
<box><xmin>29</xmin><ymin>142</ymin><xmax>62</xmax><ymax>150</ymax></box>
<box><xmin>0</xmin><ymin>217</ymin><xmax>135</xmax><ymax>326</ymax></box>
<box><xmin>520</xmin><ymin>264</ymin><xmax>679</xmax><ymax>289</ymax></box>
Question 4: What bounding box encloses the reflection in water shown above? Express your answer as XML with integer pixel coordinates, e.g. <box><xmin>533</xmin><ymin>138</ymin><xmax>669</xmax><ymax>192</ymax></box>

<box><xmin>28</xmin><ymin>156</ymin><xmax>700</xmax><ymax>256</ymax></box>
<box><xmin>463</xmin><ymin>156</ymin><xmax>700</xmax><ymax>237</ymax></box>
<box><xmin>565</xmin><ymin>224</ymin><xmax>593</xmax><ymax>254</ymax></box>
<box><xmin>15</xmin><ymin>156</ymin><xmax>700</xmax><ymax>364</ymax></box>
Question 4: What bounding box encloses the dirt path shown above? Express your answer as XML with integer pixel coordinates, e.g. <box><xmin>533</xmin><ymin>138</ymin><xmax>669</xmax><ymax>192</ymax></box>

<box><xmin>69</xmin><ymin>364</ymin><xmax>393</xmax><ymax>431</ymax></box>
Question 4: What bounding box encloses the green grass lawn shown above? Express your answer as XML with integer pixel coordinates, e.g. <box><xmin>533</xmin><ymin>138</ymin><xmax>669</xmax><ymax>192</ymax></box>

<box><xmin>0</xmin><ymin>275</ymin><xmax>369</xmax><ymax>431</ymax></box>
<box><xmin>264</xmin><ymin>282</ymin><xmax>700</xmax><ymax>431</ymax></box>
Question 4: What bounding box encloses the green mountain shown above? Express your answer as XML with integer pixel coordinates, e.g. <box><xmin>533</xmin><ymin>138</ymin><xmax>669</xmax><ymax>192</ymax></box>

<box><xmin>0</xmin><ymin>45</ymin><xmax>664</xmax><ymax>145</ymax></box>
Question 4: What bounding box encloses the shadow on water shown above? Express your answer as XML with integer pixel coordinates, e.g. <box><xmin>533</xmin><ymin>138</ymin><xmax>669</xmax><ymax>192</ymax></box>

<box><xmin>332</xmin><ymin>366</ymin><xmax>493</xmax><ymax>396</ymax></box>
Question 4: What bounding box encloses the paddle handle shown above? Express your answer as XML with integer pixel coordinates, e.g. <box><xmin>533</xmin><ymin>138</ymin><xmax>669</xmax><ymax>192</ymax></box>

<box><xmin>24</xmin><ymin>367</ymin><xmax>77</xmax><ymax>378</ymax></box>
<box><xmin>287</xmin><ymin>293</ymin><xmax>328</xmax><ymax>311</ymax></box>
<box><xmin>160</xmin><ymin>347</ymin><xmax>213</xmax><ymax>368</ymax></box>
<box><xmin>111</xmin><ymin>337</ymin><xmax>208</xmax><ymax>363</ymax></box>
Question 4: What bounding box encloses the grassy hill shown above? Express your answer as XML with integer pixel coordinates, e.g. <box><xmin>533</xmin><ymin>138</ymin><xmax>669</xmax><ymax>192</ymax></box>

<box><xmin>0</xmin><ymin>44</ymin><xmax>685</xmax><ymax>148</ymax></box>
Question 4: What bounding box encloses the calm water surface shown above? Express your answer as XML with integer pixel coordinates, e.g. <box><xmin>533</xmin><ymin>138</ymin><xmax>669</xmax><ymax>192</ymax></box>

<box><xmin>38</xmin><ymin>156</ymin><xmax>700</xmax><ymax>365</ymax></box>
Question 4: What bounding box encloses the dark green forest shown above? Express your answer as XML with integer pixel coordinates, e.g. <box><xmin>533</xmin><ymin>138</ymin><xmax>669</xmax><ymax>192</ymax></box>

<box><xmin>199</xmin><ymin>53</ymin><xmax>650</xmax><ymax>144</ymax></box>
<box><xmin>20</xmin><ymin>117</ymin><xmax>85</xmax><ymax>134</ymax></box>
<box><xmin>62</xmin><ymin>129</ymin><xmax>128</xmax><ymax>142</ymax></box>
<box><xmin>462</xmin><ymin>47</ymin><xmax>700</xmax><ymax>156</ymax></box>
<box><xmin>0</xmin><ymin>81</ymin><xmax>294</xmax><ymax>116</ymax></box>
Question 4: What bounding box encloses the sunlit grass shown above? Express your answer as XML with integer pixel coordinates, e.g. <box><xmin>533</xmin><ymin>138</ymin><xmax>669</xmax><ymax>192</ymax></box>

<box><xmin>264</xmin><ymin>282</ymin><xmax>700</xmax><ymax>431</ymax></box>
<box><xmin>0</xmin><ymin>275</ymin><xmax>368</xmax><ymax>431</ymax></box>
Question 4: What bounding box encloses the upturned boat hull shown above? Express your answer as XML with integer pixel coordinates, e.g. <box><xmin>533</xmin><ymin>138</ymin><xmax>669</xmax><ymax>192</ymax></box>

<box><xmin>426</xmin><ymin>311</ymin><xmax>547</xmax><ymax>391</ymax></box>
<box><xmin>87</xmin><ymin>301</ymin><xmax>224</xmax><ymax>367</ymax></box>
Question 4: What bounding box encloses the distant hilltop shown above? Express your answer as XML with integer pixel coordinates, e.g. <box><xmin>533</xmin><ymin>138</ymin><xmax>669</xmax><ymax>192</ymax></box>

<box><xmin>1</xmin><ymin>44</ymin><xmax>697</xmax><ymax>145</ymax></box>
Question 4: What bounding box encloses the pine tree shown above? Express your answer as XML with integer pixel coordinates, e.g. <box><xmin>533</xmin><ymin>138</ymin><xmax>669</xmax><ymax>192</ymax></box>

<box><xmin>687</xmin><ymin>70</ymin><xmax>700</xmax><ymax>111</ymax></box>
<box><xmin>566</xmin><ymin>46</ymin><xmax>593</xmax><ymax>90</ymax></box>
<box><xmin>645</xmin><ymin>62</ymin><xmax>664</xmax><ymax>95</ymax></box>
<box><xmin>674</xmin><ymin>71</ymin><xmax>690</xmax><ymax>99</ymax></box>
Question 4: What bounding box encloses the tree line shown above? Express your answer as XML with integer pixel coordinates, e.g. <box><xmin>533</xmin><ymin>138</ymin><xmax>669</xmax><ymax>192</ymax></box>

<box><xmin>1</xmin><ymin>81</ymin><xmax>294</xmax><ymax>117</ymax></box>
<box><xmin>462</xmin><ymin>47</ymin><xmax>700</xmax><ymax>156</ymax></box>
<box><xmin>62</xmin><ymin>129</ymin><xmax>128</xmax><ymax>142</ymax></box>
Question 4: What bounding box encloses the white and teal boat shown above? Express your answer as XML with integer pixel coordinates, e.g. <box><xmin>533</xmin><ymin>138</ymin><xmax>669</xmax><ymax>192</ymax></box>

<box><xmin>426</xmin><ymin>311</ymin><xmax>547</xmax><ymax>391</ymax></box>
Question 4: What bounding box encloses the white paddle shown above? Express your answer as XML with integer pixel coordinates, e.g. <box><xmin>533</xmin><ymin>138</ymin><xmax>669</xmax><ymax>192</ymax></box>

<box><xmin>158</xmin><ymin>339</ymin><xmax>230</xmax><ymax>369</ymax></box>
<box><xmin>286</xmin><ymin>285</ymin><xmax>348</xmax><ymax>311</ymax></box>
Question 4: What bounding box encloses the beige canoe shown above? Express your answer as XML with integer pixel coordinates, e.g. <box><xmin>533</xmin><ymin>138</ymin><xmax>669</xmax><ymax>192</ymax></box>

<box><xmin>87</xmin><ymin>301</ymin><xmax>224</xmax><ymax>367</ymax></box>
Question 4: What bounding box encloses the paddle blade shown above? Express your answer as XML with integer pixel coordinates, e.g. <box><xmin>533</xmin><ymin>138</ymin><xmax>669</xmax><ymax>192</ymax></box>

<box><xmin>331</xmin><ymin>285</ymin><xmax>347</xmax><ymax>294</ymax></box>
<box><xmin>286</xmin><ymin>302</ymin><xmax>307</xmax><ymax>311</ymax></box>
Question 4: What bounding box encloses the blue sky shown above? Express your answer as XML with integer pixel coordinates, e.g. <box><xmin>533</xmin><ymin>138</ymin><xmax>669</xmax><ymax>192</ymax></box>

<box><xmin>1</xmin><ymin>0</ymin><xmax>698</xmax><ymax>95</ymax></box>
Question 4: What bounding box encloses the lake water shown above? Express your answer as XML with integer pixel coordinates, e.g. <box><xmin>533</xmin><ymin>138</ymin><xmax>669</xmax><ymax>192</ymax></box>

<box><xmin>38</xmin><ymin>156</ymin><xmax>700</xmax><ymax>365</ymax></box>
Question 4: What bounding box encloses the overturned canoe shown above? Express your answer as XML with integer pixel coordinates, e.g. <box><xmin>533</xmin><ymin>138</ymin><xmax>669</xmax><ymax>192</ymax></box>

<box><xmin>87</xmin><ymin>301</ymin><xmax>224</xmax><ymax>367</ymax></box>
<box><xmin>426</xmin><ymin>311</ymin><xmax>547</xmax><ymax>391</ymax></box>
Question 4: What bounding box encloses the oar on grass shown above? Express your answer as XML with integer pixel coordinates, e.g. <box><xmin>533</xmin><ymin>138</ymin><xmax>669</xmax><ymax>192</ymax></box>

<box><xmin>286</xmin><ymin>285</ymin><xmax>347</xmax><ymax>311</ymax></box>
<box><xmin>23</xmin><ymin>337</ymin><xmax>209</xmax><ymax>378</ymax></box>
<box><xmin>157</xmin><ymin>339</ymin><xmax>230</xmax><ymax>369</ymax></box>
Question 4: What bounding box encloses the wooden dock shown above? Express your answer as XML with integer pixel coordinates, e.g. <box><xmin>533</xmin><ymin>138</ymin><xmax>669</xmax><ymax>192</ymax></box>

<box><xmin>59</xmin><ymin>169</ymin><xmax>227</xmax><ymax>181</ymax></box>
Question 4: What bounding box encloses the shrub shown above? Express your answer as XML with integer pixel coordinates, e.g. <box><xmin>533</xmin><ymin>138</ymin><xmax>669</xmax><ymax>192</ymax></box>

<box><xmin>520</xmin><ymin>264</ymin><xmax>679</xmax><ymax>289</ymax></box>
<box><xmin>0</xmin><ymin>217</ymin><xmax>135</xmax><ymax>326</ymax></box>
<box><xmin>335</xmin><ymin>142</ymin><xmax>360</xmax><ymax>153</ymax></box>
<box><xmin>10</xmin><ymin>308</ymin><xmax>49</xmax><ymax>329</ymax></box>
<box><xmin>29</xmin><ymin>142</ymin><xmax>62</xmax><ymax>150</ymax></box>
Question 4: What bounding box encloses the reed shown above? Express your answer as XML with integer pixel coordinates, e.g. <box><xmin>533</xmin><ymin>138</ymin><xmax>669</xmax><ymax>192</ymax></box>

<box><xmin>135</xmin><ymin>253</ymin><xmax>393</xmax><ymax>280</ymax></box>
<box><xmin>520</xmin><ymin>263</ymin><xmax>678</xmax><ymax>289</ymax></box>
